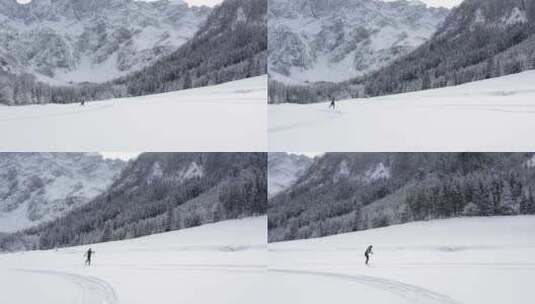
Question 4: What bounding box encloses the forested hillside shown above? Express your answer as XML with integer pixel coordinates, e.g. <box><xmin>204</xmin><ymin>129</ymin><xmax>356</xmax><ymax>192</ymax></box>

<box><xmin>0</xmin><ymin>153</ymin><xmax>267</xmax><ymax>251</ymax></box>
<box><xmin>0</xmin><ymin>0</ymin><xmax>267</xmax><ymax>105</ymax></box>
<box><xmin>268</xmin><ymin>153</ymin><xmax>535</xmax><ymax>242</ymax></box>
<box><xmin>360</xmin><ymin>0</ymin><xmax>535</xmax><ymax>97</ymax></box>
<box><xmin>115</xmin><ymin>0</ymin><xmax>267</xmax><ymax>96</ymax></box>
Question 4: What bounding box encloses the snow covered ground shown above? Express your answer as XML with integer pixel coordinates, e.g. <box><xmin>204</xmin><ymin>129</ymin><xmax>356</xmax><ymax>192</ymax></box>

<box><xmin>268</xmin><ymin>216</ymin><xmax>535</xmax><ymax>304</ymax></box>
<box><xmin>0</xmin><ymin>76</ymin><xmax>267</xmax><ymax>151</ymax></box>
<box><xmin>269</xmin><ymin>71</ymin><xmax>535</xmax><ymax>151</ymax></box>
<box><xmin>0</xmin><ymin>217</ymin><xmax>268</xmax><ymax>304</ymax></box>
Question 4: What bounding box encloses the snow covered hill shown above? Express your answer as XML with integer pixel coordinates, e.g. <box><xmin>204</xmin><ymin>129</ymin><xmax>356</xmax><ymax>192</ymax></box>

<box><xmin>268</xmin><ymin>216</ymin><xmax>535</xmax><ymax>304</ymax></box>
<box><xmin>0</xmin><ymin>153</ymin><xmax>124</xmax><ymax>233</ymax></box>
<box><xmin>268</xmin><ymin>0</ymin><xmax>448</xmax><ymax>84</ymax></box>
<box><xmin>0</xmin><ymin>217</ymin><xmax>268</xmax><ymax>304</ymax></box>
<box><xmin>269</xmin><ymin>70</ymin><xmax>535</xmax><ymax>151</ymax></box>
<box><xmin>0</xmin><ymin>76</ymin><xmax>267</xmax><ymax>151</ymax></box>
<box><xmin>0</xmin><ymin>0</ymin><xmax>211</xmax><ymax>84</ymax></box>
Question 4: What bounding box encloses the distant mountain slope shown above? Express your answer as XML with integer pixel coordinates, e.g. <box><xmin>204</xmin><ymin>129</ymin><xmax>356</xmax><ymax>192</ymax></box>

<box><xmin>268</xmin><ymin>153</ymin><xmax>312</xmax><ymax>198</ymax></box>
<box><xmin>0</xmin><ymin>153</ymin><xmax>125</xmax><ymax>233</ymax></box>
<box><xmin>360</xmin><ymin>0</ymin><xmax>535</xmax><ymax>97</ymax></box>
<box><xmin>268</xmin><ymin>0</ymin><xmax>448</xmax><ymax>84</ymax></box>
<box><xmin>1</xmin><ymin>153</ymin><xmax>267</xmax><ymax>251</ymax></box>
<box><xmin>268</xmin><ymin>153</ymin><xmax>535</xmax><ymax>242</ymax></box>
<box><xmin>0</xmin><ymin>0</ymin><xmax>211</xmax><ymax>84</ymax></box>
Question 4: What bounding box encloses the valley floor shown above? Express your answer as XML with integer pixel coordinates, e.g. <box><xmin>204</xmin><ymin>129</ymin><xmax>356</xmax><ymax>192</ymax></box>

<box><xmin>268</xmin><ymin>216</ymin><xmax>535</xmax><ymax>304</ymax></box>
<box><xmin>0</xmin><ymin>217</ymin><xmax>268</xmax><ymax>304</ymax></box>
<box><xmin>269</xmin><ymin>71</ymin><xmax>535</xmax><ymax>151</ymax></box>
<box><xmin>0</xmin><ymin>76</ymin><xmax>267</xmax><ymax>151</ymax></box>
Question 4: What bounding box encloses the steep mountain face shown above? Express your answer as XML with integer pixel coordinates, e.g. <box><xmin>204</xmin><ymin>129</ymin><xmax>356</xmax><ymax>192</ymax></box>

<box><xmin>0</xmin><ymin>0</ymin><xmax>211</xmax><ymax>84</ymax></box>
<box><xmin>361</xmin><ymin>0</ymin><xmax>535</xmax><ymax>97</ymax></box>
<box><xmin>268</xmin><ymin>153</ymin><xmax>535</xmax><ymax>242</ymax></box>
<box><xmin>268</xmin><ymin>153</ymin><xmax>312</xmax><ymax>198</ymax></box>
<box><xmin>268</xmin><ymin>0</ymin><xmax>449</xmax><ymax>84</ymax></box>
<box><xmin>0</xmin><ymin>153</ymin><xmax>267</xmax><ymax>251</ymax></box>
<box><xmin>0</xmin><ymin>153</ymin><xmax>125</xmax><ymax>233</ymax></box>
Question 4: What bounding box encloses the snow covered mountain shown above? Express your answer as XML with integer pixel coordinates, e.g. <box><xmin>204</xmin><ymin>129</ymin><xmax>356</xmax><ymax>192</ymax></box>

<box><xmin>268</xmin><ymin>153</ymin><xmax>312</xmax><ymax>198</ymax></box>
<box><xmin>0</xmin><ymin>153</ymin><xmax>125</xmax><ymax>233</ymax></box>
<box><xmin>0</xmin><ymin>0</ymin><xmax>211</xmax><ymax>84</ymax></box>
<box><xmin>268</xmin><ymin>0</ymin><xmax>449</xmax><ymax>84</ymax></box>
<box><xmin>268</xmin><ymin>153</ymin><xmax>535</xmax><ymax>242</ymax></box>
<box><xmin>0</xmin><ymin>153</ymin><xmax>267</xmax><ymax>251</ymax></box>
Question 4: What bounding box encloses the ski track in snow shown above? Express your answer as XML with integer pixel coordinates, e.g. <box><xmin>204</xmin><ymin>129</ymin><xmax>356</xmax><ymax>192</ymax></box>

<box><xmin>15</xmin><ymin>269</ymin><xmax>118</xmax><ymax>304</ymax></box>
<box><xmin>269</xmin><ymin>71</ymin><xmax>535</xmax><ymax>151</ymax></box>
<box><xmin>271</xmin><ymin>268</ymin><xmax>460</xmax><ymax>304</ymax></box>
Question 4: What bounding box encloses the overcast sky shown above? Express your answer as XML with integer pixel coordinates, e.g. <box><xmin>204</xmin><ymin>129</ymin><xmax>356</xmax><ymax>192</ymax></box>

<box><xmin>100</xmin><ymin>152</ymin><xmax>141</xmax><ymax>161</ymax></box>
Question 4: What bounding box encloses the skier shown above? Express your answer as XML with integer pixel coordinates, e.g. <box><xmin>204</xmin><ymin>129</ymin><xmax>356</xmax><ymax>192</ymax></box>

<box><xmin>364</xmin><ymin>245</ymin><xmax>373</xmax><ymax>265</ymax></box>
<box><xmin>80</xmin><ymin>98</ymin><xmax>85</xmax><ymax>106</ymax></box>
<box><xmin>84</xmin><ymin>248</ymin><xmax>95</xmax><ymax>267</ymax></box>
<box><xmin>328</xmin><ymin>95</ymin><xmax>336</xmax><ymax>110</ymax></box>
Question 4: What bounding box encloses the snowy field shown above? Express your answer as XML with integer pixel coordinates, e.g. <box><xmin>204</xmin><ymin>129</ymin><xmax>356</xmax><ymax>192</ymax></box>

<box><xmin>269</xmin><ymin>71</ymin><xmax>535</xmax><ymax>151</ymax></box>
<box><xmin>0</xmin><ymin>217</ymin><xmax>268</xmax><ymax>304</ymax></box>
<box><xmin>268</xmin><ymin>216</ymin><xmax>535</xmax><ymax>304</ymax></box>
<box><xmin>0</xmin><ymin>76</ymin><xmax>267</xmax><ymax>151</ymax></box>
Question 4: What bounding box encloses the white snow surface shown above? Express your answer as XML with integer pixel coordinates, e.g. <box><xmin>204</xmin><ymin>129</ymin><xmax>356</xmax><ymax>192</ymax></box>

<box><xmin>268</xmin><ymin>216</ymin><xmax>535</xmax><ymax>304</ymax></box>
<box><xmin>269</xmin><ymin>71</ymin><xmax>535</xmax><ymax>152</ymax></box>
<box><xmin>0</xmin><ymin>217</ymin><xmax>268</xmax><ymax>304</ymax></box>
<box><xmin>0</xmin><ymin>76</ymin><xmax>267</xmax><ymax>151</ymax></box>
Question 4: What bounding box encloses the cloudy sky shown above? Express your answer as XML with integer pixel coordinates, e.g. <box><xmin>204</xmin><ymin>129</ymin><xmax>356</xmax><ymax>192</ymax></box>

<box><xmin>100</xmin><ymin>152</ymin><xmax>141</xmax><ymax>161</ymax></box>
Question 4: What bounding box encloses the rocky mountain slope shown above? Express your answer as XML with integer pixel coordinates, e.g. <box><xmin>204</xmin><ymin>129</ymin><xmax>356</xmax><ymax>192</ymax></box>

<box><xmin>268</xmin><ymin>153</ymin><xmax>312</xmax><ymax>198</ymax></box>
<box><xmin>0</xmin><ymin>0</ymin><xmax>211</xmax><ymax>84</ymax></box>
<box><xmin>268</xmin><ymin>153</ymin><xmax>535</xmax><ymax>242</ymax></box>
<box><xmin>268</xmin><ymin>0</ymin><xmax>449</xmax><ymax>84</ymax></box>
<box><xmin>1</xmin><ymin>153</ymin><xmax>267</xmax><ymax>251</ymax></box>
<box><xmin>0</xmin><ymin>153</ymin><xmax>125</xmax><ymax>233</ymax></box>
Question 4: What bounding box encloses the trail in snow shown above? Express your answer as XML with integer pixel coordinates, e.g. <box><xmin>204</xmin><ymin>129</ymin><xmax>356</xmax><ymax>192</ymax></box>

<box><xmin>0</xmin><ymin>76</ymin><xmax>267</xmax><ymax>151</ymax></box>
<box><xmin>0</xmin><ymin>217</ymin><xmax>268</xmax><ymax>304</ymax></box>
<box><xmin>15</xmin><ymin>269</ymin><xmax>118</xmax><ymax>304</ymax></box>
<box><xmin>269</xmin><ymin>216</ymin><xmax>535</xmax><ymax>304</ymax></box>
<box><xmin>272</xmin><ymin>268</ymin><xmax>459</xmax><ymax>304</ymax></box>
<box><xmin>269</xmin><ymin>71</ymin><xmax>535</xmax><ymax>152</ymax></box>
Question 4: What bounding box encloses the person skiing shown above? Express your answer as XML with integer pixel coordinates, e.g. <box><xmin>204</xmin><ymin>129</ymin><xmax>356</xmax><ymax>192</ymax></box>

<box><xmin>80</xmin><ymin>98</ymin><xmax>85</xmax><ymax>106</ymax></box>
<box><xmin>364</xmin><ymin>245</ymin><xmax>373</xmax><ymax>265</ymax></box>
<box><xmin>84</xmin><ymin>248</ymin><xmax>95</xmax><ymax>266</ymax></box>
<box><xmin>328</xmin><ymin>95</ymin><xmax>336</xmax><ymax>110</ymax></box>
